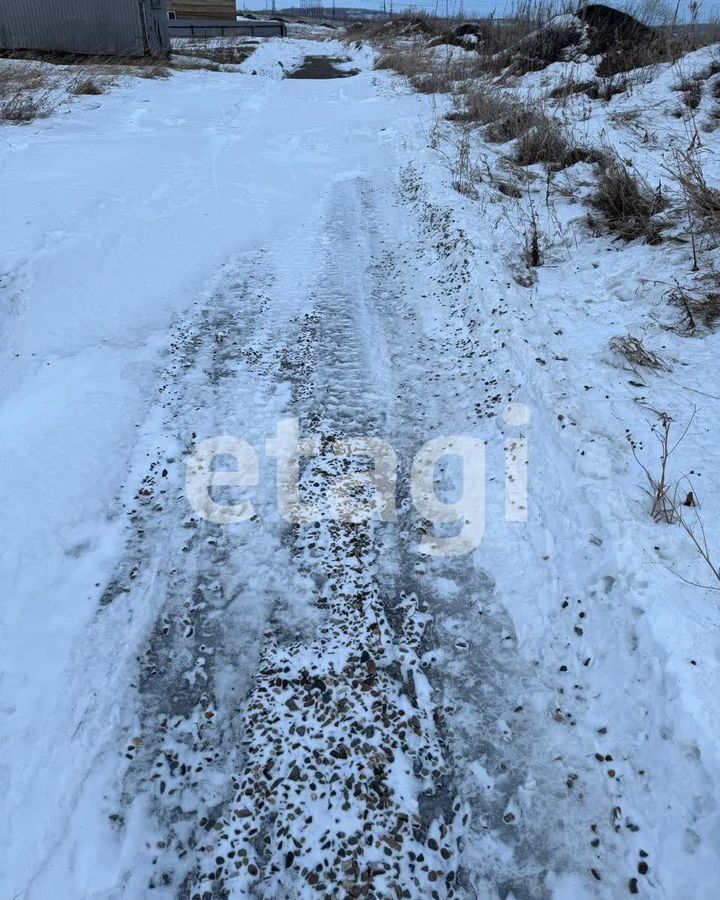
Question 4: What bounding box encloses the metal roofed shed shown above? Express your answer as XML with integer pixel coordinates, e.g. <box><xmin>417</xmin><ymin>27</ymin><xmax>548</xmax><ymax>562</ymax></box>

<box><xmin>0</xmin><ymin>0</ymin><xmax>169</xmax><ymax>56</ymax></box>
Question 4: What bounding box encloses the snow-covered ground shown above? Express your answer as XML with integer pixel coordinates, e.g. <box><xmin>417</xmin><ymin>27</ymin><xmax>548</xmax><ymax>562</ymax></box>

<box><xmin>1</xmin><ymin>32</ymin><xmax>720</xmax><ymax>900</ymax></box>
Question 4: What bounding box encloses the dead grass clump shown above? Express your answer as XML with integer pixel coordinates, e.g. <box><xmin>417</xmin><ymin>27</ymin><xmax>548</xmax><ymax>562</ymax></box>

<box><xmin>137</xmin><ymin>64</ymin><xmax>170</xmax><ymax>79</ymax></box>
<box><xmin>514</xmin><ymin>117</ymin><xmax>599</xmax><ymax>169</ymax></box>
<box><xmin>171</xmin><ymin>43</ymin><xmax>256</xmax><ymax>66</ymax></box>
<box><xmin>497</xmin><ymin>180</ymin><xmax>523</xmax><ymax>198</ymax></box>
<box><xmin>446</xmin><ymin>88</ymin><xmax>515</xmax><ymax>125</ymax></box>
<box><xmin>596</xmin><ymin>36</ymin><xmax>685</xmax><ymax>78</ymax></box>
<box><xmin>590</xmin><ymin>155</ymin><xmax>666</xmax><ymax>242</ymax></box>
<box><xmin>673</xmin><ymin>150</ymin><xmax>720</xmax><ymax>231</ymax></box>
<box><xmin>549</xmin><ymin>75</ymin><xmax>628</xmax><ymax>102</ymax></box>
<box><xmin>0</xmin><ymin>64</ymin><xmax>48</xmax><ymax>97</ymax></box>
<box><xmin>610</xmin><ymin>335</ymin><xmax>670</xmax><ymax>372</ymax></box>
<box><xmin>364</xmin><ymin>13</ymin><xmax>442</xmax><ymax>40</ymax></box>
<box><xmin>374</xmin><ymin>48</ymin><xmax>427</xmax><ymax>78</ymax></box>
<box><xmin>548</xmin><ymin>77</ymin><xmax>596</xmax><ymax>101</ymax></box>
<box><xmin>485</xmin><ymin>105</ymin><xmax>539</xmax><ymax>143</ymax></box>
<box><xmin>71</xmin><ymin>77</ymin><xmax>104</xmax><ymax>96</ymax></box>
<box><xmin>673</xmin><ymin>76</ymin><xmax>703</xmax><ymax>109</ymax></box>
<box><xmin>513</xmin><ymin>22</ymin><xmax>584</xmax><ymax>73</ymax></box>
<box><xmin>1</xmin><ymin>48</ymin><xmax>169</xmax><ymax>76</ymax></box>
<box><xmin>410</xmin><ymin>69</ymin><xmax>456</xmax><ymax>94</ymax></box>
<box><xmin>514</xmin><ymin>119</ymin><xmax>568</xmax><ymax>166</ymax></box>
<box><xmin>0</xmin><ymin>91</ymin><xmax>51</xmax><ymax>123</ymax></box>
<box><xmin>589</xmin><ymin>75</ymin><xmax>630</xmax><ymax>101</ymax></box>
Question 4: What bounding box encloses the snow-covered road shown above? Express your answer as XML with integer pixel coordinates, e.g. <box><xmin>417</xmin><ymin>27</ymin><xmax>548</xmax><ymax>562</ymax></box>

<box><xmin>3</xmin><ymin>37</ymin><xmax>720</xmax><ymax>900</ymax></box>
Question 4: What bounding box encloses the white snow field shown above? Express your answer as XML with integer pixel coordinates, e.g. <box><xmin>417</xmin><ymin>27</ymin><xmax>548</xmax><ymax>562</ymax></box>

<box><xmin>2</xmin><ymin>35</ymin><xmax>720</xmax><ymax>900</ymax></box>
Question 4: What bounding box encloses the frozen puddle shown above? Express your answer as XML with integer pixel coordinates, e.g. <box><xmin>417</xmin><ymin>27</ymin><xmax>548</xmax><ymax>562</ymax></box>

<box><xmin>286</xmin><ymin>55</ymin><xmax>360</xmax><ymax>79</ymax></box>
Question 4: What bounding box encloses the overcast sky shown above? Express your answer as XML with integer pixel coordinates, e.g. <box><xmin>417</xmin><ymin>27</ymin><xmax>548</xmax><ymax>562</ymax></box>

<box><xmin>236</xmin><ymin>0</ymin><xmax>720</xmax><ymax>22</ymax></box>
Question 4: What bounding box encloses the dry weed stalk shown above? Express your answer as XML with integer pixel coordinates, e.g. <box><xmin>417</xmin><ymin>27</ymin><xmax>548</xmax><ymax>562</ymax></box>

<box><xmin>610</xmin><ymin>335</ymin><xmax>670</xmax><ymax>373</ymax></box>
<box><xmin>633</xmin><ymin>409</ymin><xmax>720</xmax><ymax>589</ymax></box>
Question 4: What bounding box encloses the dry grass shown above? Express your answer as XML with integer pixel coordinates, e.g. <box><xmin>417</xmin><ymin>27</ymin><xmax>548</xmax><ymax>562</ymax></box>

<box><xmin>513</xmin><ymin>117</ymin><xmax>599</xmax><ymax>170</ymax></box>
<box><xmin>673</xmin><ymin>150</ymin><xmax>720</xmax><ymax>231</ymax></box>
<box><xmin>0</xmin><ymin>91</ymin><xmax>51</xmax><ymax>123</ymax></box>
<box><xmin>446</xmin><ymin>88</ymin><xmax>516</xmax><ymax>125</ymax></box>
<box><xmin>673</xmin><ymin>75</ymin><xmax>703</xmax><ymax>109</ymax></box>
<box><xmin>0</xmin><ymin>64</ymin><xmax>48</xmax><ymax>96</ymax></box>
<box><xmin>489</xmin><ymin>21</ymin><xmax>585</xmax><ymax>76</ymax></box>
<box><xmin>0</xmin><ymin>66</ymin><xmax>52</xmax><ymax>123</ymax></box>
<box><xmin>484</xmin><ymin>104</ymin><xmax>540</xmax><ymax>143</ymax></box>
<box><xmin>170</xmin><ymin>41</ymin><xmax>256</xmax><ymax>68</ymax></box>
<box><xmin>514</xmin><ymin>118</ymin><xmax>568</xmax><ymax>166</ymax></box>
<box><xmin>596</xmin><ymin>35</ymin><xmax>689</xmax><ymax>78</ymax></box>
<box><xmin>362</xmin><ymin>13</ymin><xmax>444</xmax><ymax>42</ymax></box>
<box><xmin>374</xmin><ymin>47</ymin><xmax>428</xmax><ymax>78</ymax></box>
<box><xmin>375</xmin><ymin>46</ymin><xmax>479</xmax><ymax>94</ymax></box>
<box><xmin>610</xmin><ymin>335</ymin><xmax>670</xmax><ymax>372</ymax></box>
<box><xmin>0</xmin><ymin>48</ymin><xmax>169</xmax><ymax>77</ymax></box>
<box><xmin>70</xmin><ymin>77</ymin><xmax>104</xmax><ymax>96</ymax></box>
<box><xmin>590</xmin><ymin>154</ymin><xmax>666</xmax><ymax>242</ymax></box>
<box><xmin>549</xmin><ymin>74</ymin><xmax>630</xmax><ymax>102</ymax></box>
<box><xmin>410</xmin><ymin>68</ymin><xmax>457</xmax><ymax>95</ymax></box>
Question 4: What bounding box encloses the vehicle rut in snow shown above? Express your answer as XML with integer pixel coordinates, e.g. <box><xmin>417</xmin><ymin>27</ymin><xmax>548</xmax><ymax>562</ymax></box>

<box><xmin>190</xmin><ymin>178</ymin><xmax>462</xmax><ymax>898</ymax></box>
<box><xmin>113</xmin><ymin>173</ymin><xmax>593</xmax><ymax>900</ymax></box>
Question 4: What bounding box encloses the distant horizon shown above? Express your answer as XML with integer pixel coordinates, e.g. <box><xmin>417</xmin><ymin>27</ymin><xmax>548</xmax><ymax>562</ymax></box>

<box><xmin>235</xmin><ymin>0</ymin><xmax>720</xmax><ymax>23</ymax></box>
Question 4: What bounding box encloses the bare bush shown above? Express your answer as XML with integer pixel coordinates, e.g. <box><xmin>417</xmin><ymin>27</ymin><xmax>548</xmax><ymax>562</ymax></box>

<box><xmin>668</xmin><ymin>283</ymin><xmax>720</xmax><ymax>333</ymax></box>
<box><xmin>525</xmin><ymin>201</ymin><xmax>542</xmax><ymax>267</ymax></box>
<box><xmin>590</xmin><ymin>154</ymin><xmax>666</xmax><ymax>242</ymax></box>
<box><xmin>445</xmin><ymin>128</ymin><xmax>481</xmax><ymax>199</ymax></box>
<box><xmin>636</xmin><ymin>410</ymin><xmax>677</xmax><ymax>524</ymax></box>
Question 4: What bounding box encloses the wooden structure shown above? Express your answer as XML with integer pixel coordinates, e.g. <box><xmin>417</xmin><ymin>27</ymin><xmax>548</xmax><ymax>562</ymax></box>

<box><xmin>166</xmin><ymin>1</ymin><xmax>236</xmax><ymax>20</ymax></box>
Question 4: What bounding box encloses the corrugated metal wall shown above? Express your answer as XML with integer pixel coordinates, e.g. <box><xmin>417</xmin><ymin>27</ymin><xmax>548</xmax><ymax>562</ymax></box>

<box><xmin>0</xmin><ymin>0</ymin><xmax>169</xmax><ymax>56</ymax></box>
